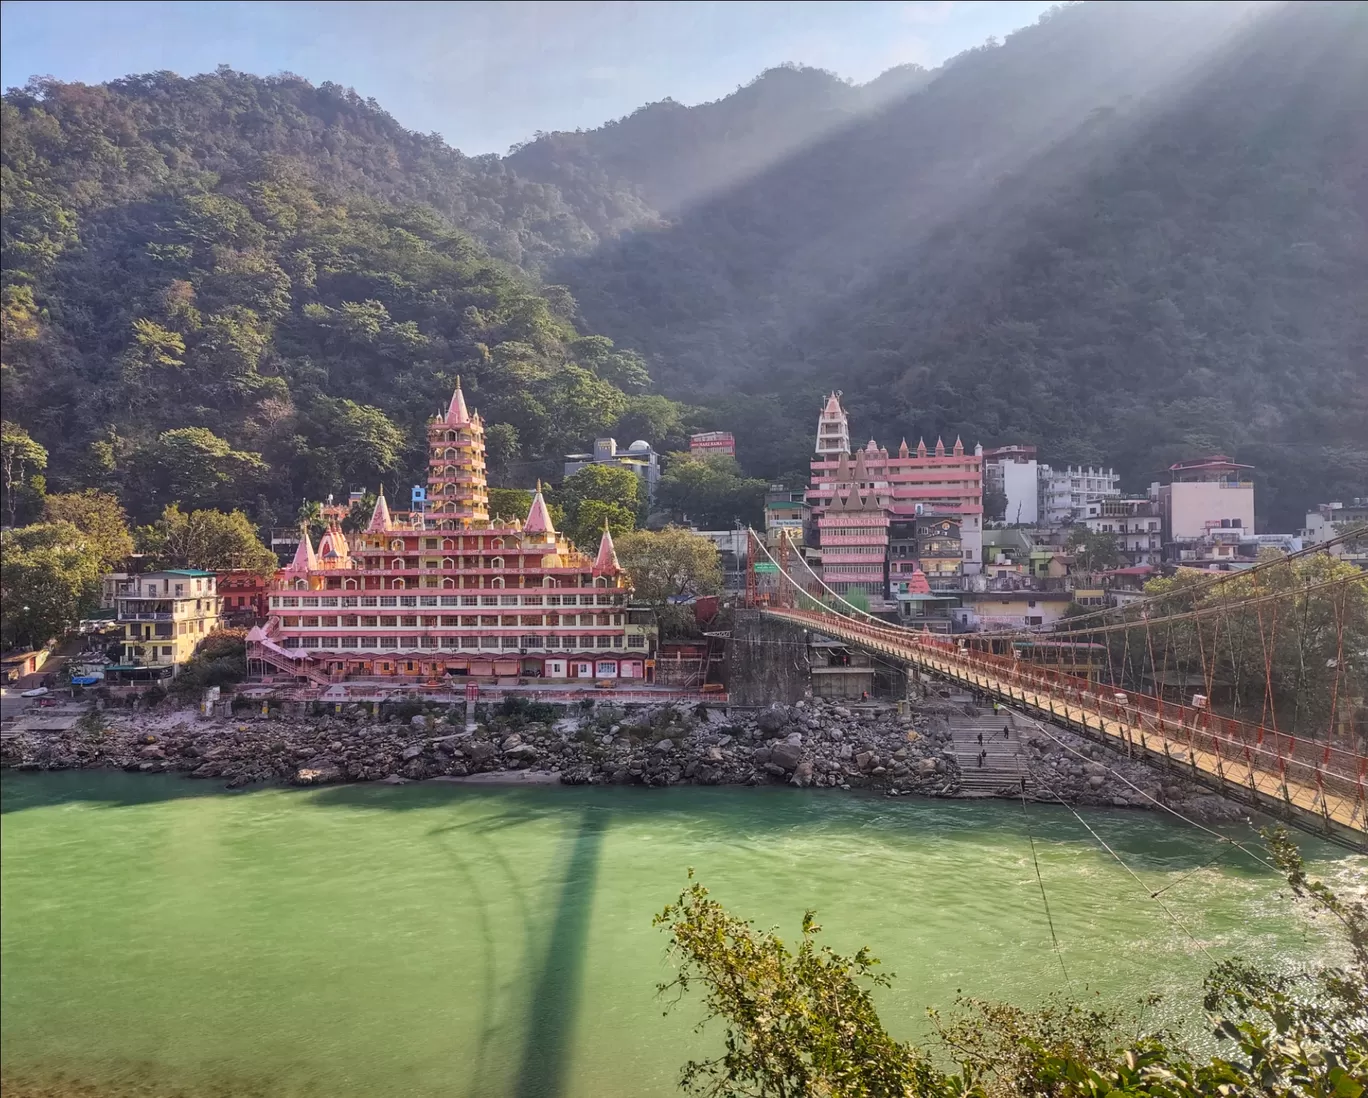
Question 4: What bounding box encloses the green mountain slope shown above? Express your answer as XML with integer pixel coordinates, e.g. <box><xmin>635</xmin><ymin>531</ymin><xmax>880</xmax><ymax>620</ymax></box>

<box><xmin>3</xmin><ymin>1</ymin><xmax>1365</xmax><ymax>532</ymax></box>
<box><xmin>537</xmin><ymin>1</ymin><xmax>1368</xmax><ymax>527</ymax></box>
<box><xmin>0</xmin><ymin>78</ymin><xmax>675</xmax><ymax>525</ymax></box>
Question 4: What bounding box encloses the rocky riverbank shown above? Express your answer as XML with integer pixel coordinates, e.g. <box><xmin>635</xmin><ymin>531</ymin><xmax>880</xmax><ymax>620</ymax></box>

<box><xmin>0</xmin><ymin>695</ymin><xmax>1245</xmax><ymax>820</ymax></box>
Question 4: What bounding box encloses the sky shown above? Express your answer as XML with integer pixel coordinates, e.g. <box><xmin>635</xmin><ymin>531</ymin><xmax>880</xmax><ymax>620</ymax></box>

<box><xmin>0</xmin><ymin>0</ymin><xmax>1057</xmax><ymax>155</ymax></box>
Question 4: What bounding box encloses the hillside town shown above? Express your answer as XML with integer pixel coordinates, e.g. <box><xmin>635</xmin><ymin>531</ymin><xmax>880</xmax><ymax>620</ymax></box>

<box><xmin>4</xmin><ymin>387</ymin><xmax>1363</xmax><ymax>709</ymax></box>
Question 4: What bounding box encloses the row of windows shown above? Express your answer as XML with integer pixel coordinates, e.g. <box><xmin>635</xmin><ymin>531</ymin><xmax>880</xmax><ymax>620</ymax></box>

<box><xmin>281</xmin><ymin>635</ymin><xmax>635</xmax><ymax>651</ymax></box>
<box><xmin>281</xmin><ymin>613</ymin><xmax>624</xmax><ymax>628</ymax></box>
<box><xmin>271</xmin><ymin>593</ymin><xmax>622</xmax><ymax>610</ymax></box>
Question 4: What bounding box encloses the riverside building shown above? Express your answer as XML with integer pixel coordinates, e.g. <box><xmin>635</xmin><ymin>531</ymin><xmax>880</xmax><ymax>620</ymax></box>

<box><xmin>808</xmin><ymin>393</ymin><xmax>984</xmax><ymax>604</ymax></box>
<box><xmin>248</xmin><ymin>382</ymin><xmax>652</xmax><ymax>684</ymax></box>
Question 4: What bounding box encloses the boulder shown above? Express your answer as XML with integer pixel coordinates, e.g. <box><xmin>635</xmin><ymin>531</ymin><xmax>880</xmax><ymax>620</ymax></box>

<box><xmin>917</xmin><ymin>758</ymin><xmax>939</xmax><ymax>777</ymax></box>
<box><xmin>654</xmin><ymin>739</ymin><xmax>675</xmax><ymax>753</ymax></box>
<box><xmin>401</xmin><ymin>744</ymin><xmax>424</xmax><ymax>761</ymax></box>
<box><xmin>784</xmin><ymin>731</ymin><xmax>803</xmax><ymax>747</ymax></box>
<box><xmin>770</xmin><ymin>743</ymin><xmax>803</xmax><ymax>771</ymax></box>
<box><xmin>855</xmin><ymin>750</ymin><xmax>874</xmax><ymax>770</ymax></box>
<box><xmin>792</xmin><ymin>760</ymin><xmax>814</xmax><ymax>787</ymax></box>
<box><xmin>506</xmin><ymin>744</ymin><xmax>539</xmax><ymax>760</ymax></box>
<box><xmin>756</xmin><ymin>709</ymin><xmax>788</xmax><ymax>735</ymax></box>
<box><xmin>1087</xmin><ymin>774</ymin><xmax>1106</xmax><ymax>789</ymax></box>
<box><xmin>467</xmin><ymin>742</ymin><xmax>496</xmax><ymax>762</ymax></box>
<box><xmin>293</xmin><ymin>761</ymin><xmax>343</xmax><ymax>785</ymax></box>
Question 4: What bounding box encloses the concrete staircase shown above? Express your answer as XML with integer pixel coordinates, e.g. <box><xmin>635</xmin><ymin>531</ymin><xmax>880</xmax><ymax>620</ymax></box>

<box><xmin>944</xmin><ymin>692</ymin><xmax>1031</xmax><ymax>797</ymax></box>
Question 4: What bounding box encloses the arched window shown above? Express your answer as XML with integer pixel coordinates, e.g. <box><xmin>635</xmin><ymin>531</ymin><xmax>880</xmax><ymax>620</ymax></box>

<box><xmin>442</xmin><ymin>578</ymin><xmax>455</xmax><ymax>589</ymax></box>
<box><xmin>392</xmin><ymin>558</ymin><xmax>404</xmax><ymax>570</ymax></box>
<box><xmin>594</xmin><ymin>576</ymin><xmax>608</xmax><ymax>588</ymax></box>
<box><xmin>446</xmin><ymin>431</ymin><xmax>456</xmax><ymax>443</ymax></box>
<box><xmin>490</xmin><ymin>557</ymin><xmax>504</xmax><ymax>570</ymax></box>
<box><xmin>393</xmin><ymin>579</ymin><xmax>406</xmax><ymax>590</ymax></box>
<box><xmin>440</xmin><ymin>557</ymin><xmax>453</xmax><ymax>569</ymax></box>
<box><xmin>390</xmin><ymin>539</ymin><xmax>404</xmax><ymax>551</ymax></box>
<box><xmin>442</xmin><ymin>539</ymin><xmax>454</xmax><ymax>550</ymax></box>
<box><xmin>490</xmin><ymin>577</ymin><xmax>504</xmax><ymax>589</ymax></box>
<box><xmin>294</xmin><ymin>579</ymin><xmax>307</xmax><ymax>590</ymax></box>
<box><xmin>445</xmin><ymin>465</ymin><xmax>458</xmax><ymax>478</ymax></box>
<box><xmin>543</xmin><ymin>576</ymin><xmax>556</xmax><ymax>587</ymax></box>
<box><xmin>445</xmin><ymin>447</ymin><xmax>456</xmax><ymax>460</ymax></box>
<box><xmin>343</xmin><ymin>578</ymin><xmax>357</xmax><ymax>590</ymax></box>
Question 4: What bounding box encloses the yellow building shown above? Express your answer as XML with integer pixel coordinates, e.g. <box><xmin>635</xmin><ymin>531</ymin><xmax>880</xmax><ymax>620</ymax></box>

<box><xmin>112</xmin><ymin>569</ymin><xmax>222</xmax><ymax>682</ymax></box>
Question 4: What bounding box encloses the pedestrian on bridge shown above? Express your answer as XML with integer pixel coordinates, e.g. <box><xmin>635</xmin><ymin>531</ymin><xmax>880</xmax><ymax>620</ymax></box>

<box><xmin>1003</xmin><ymin>725</ymin><xmax>1010</xmax><ymax>740</ymax></box>
<box><xmin>977</xmin><ymin>732</ymin><xmax>984</xmax><ymax>746</ymax></box>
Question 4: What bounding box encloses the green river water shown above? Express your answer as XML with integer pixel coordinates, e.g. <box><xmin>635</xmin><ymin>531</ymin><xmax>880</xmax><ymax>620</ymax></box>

<box><xmin>1</xmin><ymin>773</ymin><xmax>1359</xmax><ymax>1098</ymax></box>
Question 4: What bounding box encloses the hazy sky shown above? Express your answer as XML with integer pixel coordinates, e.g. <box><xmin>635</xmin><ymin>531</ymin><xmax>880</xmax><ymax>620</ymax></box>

<box><xmin>0</xmin><ymin>1</ymin><xmax>1057</xmax><ymax>154</ymax></box>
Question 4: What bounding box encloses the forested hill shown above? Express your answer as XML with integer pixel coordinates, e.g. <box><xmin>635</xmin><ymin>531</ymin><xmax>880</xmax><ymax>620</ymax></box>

<box><xmin>538</xmin><ymin>0</ymin><xmax>1368</xmax><ymax>528</ymax></box>
<box><xmin>3</xmin><ymin>0</ymin><xmax>1367</xmax><ymax>532</ymax></box>
<box><xmin>0</xmin><ymin>74</ymin><xmax>680</xmax><ymax>528</ymax></box>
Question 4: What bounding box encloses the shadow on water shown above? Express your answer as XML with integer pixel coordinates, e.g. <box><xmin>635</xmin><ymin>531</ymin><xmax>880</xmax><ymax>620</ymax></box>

<box><xmin>514</xmin><ymin>806</ymin><xmax>609</xmax><ymax>1098</ymax></box>
<box><xmin>4</xmin><ymin>771</ymin><xmax>1350</xmax><ymax>876</ymax></box>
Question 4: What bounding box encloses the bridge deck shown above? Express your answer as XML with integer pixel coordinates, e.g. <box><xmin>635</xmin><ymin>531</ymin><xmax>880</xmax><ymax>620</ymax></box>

<box><xmin>766</xmin><ymin>608</ymin><xmax>1367</xmax><ymax>850</ymax></box>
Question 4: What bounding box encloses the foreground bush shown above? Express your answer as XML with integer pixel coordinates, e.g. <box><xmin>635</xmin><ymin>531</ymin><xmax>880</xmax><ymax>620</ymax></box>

<box><xmin>655</xmin><ymin>828</ymin><xmax>1366</xmax><ymax>1097</ymax></box>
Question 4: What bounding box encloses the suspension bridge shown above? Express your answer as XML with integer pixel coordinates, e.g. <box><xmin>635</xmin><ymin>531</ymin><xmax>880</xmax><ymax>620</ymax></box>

<box><xmin>745</xmin><ymin>528</ymin><xmax>1368</xmax><ymax>851</ymax></box>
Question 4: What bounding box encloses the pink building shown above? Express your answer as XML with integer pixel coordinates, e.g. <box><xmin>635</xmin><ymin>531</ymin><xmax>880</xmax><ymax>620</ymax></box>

<box><xmin>815</xmin><ymin>484</ymin><xmax>891</xmax><ymax>599</ymax></box>
<box><xmin>808</xmin><ymin>393</ymin><xmax>984</xmax><ymax>590</ymax></box>
<box><xmin>247</xmin><ymin>382</ymin><xmax>654</xmax><ymax>685</ymax></box>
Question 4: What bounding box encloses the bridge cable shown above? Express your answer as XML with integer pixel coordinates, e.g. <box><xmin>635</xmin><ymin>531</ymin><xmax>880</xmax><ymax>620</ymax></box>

<box><xmin>1003</xmin><ymin>705</ymin><xmax>1278</xmax><ymax>874</ymax></box>
<box><xmin>1002</xmin><ymin>524</ymin><xmax>1368</xmax><ymax>636</ymax></box>
<box><xmin>1020</xmin><ymin>788</ymin><xmax>1072</xmax><ymax>990</ymax></box>
<box><xmin>1028</xmin><ymin>772</ymin><xmax>1215</xmax><ymax>962</ymax></box>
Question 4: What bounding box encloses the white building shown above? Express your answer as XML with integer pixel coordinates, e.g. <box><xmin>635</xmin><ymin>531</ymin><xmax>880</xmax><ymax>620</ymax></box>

<box><xmin>563</xmin><ymin>437</ymin><xmax>660</xmax><ymax>502</ymax></box>
<box><xmin>1039</xmin><ymin>464</ymin><xmax>1121</xmax><ymax>526</ymax></box>
<box><xmin>1083</xmin><ymin>497</ymin><xmax>1163</xmax><ymax>566</ymax></box>
<box><xmin>982</xmin><ymin>445</ymin><xmax>1040</xmax><ymax>525</ymax></box>
<box><xmin>814</xmin><ymin>392</ymin><xmax>850</xmax><ymax>458</ymax></box>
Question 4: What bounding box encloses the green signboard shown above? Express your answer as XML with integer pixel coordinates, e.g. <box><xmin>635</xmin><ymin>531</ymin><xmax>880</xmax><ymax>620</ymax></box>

<box><xmin>753</xmin><ymin>562</ymin><xmax>779</xmax><ymax>574</ymax></box>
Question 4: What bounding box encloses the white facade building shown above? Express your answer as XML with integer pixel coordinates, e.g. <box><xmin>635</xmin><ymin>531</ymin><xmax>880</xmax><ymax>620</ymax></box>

<box><xmin>982</xmin><ymin>445</ymin><xmax>1040</xmax><ymax>525</ymax></box>
<box><xmin>1039</xmin><ymin>464</ymin><xmax>1121</xmax><ymax>526</ymax></box>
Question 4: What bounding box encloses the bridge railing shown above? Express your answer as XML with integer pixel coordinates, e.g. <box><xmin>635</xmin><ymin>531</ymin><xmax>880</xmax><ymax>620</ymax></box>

<box><xmin>775</xmin><ymin>608</ymin><xmax>1366</xmax><ymax>825</ymax></box>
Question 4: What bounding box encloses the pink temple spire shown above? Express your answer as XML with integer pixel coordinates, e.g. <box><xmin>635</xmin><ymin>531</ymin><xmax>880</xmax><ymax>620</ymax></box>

<box><xmin>367</xmin><ymin>488</ymin><xmax>392</xmax><ymax>532</ymax></box>
<box><xmin>445</xmin><ymin>376</ymin><xmax>470</xmax><ymax>426</ymax></box>
<box><xmin>593</xmin><ymin>521</ymin><xmax>622</xmax><ymax>575</ymax></box>
<box><xmin>288</xmin><ymin>524</ymin><xmax>316</xmax><ymax>572</ymax></box>
<box><xmin>524</xmin><ymin>481</ymin><xmax>555</xmax><ymax>535</ymax></box>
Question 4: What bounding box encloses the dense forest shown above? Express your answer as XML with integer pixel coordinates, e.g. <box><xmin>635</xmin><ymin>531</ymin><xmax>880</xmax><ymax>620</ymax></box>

<box><xmin>3</xmin><ymin>0</ymin><xmax>1366</xmax><ymax>534</ymax></box>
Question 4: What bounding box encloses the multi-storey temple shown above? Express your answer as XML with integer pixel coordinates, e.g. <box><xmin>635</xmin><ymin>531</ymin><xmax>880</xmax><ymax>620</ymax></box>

<box><xmin>808</xmin><ymin>392</ymin><xmax>985</xmax><ymax>603</ymax></box>
<box><xmin>248</xmin><ymin>382</ymin><xmax>653</xmax><ymax>684</ymax></box>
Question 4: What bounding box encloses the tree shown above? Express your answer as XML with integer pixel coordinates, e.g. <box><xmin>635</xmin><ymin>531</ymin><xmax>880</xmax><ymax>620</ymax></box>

<box><xmin>0</xmin><ymin>522</ymin><xmax>103</xmax><ymax>649</ymax></box>
<box><xmin>657</xmin><ymin>452</ymin><xmax>766</xmax><ymax>529</ymax></box>
<box><xmin>140</xmin><ymin>506</ymin><xmax>277</xmax><ymax>574</ymax></box>
<box><xmin>42</xmin><ymin>490</ymin><xmax>134</xmax><ymax>569</ymax></box>
<box><xmin>487</xmin><ymin>487</ymin><xmax>533</xmax><ymax>523</ymax></box>
<box><xmin>983</xmin><ymin>484</ymin><xmax>1008</xmax><ymax>523</ymax></box>
<box><xmin>617</xmin><ymin>526</ymin><xmax>722</xmax><ymax>605</ymax></box>
<box><xmin>569</xmin><ymin>499</ymin><xmax>636</xmax><ymax>551</ymax></box>
<box><xmin>1</xmin><ymin>420</ymin><xmax>47</xmax><ymax>527</ymax></box>
<box><xmin>560</xmin><ymin>463</ymin><xmax>641</xmax><ymax>513</ymax></box>
<box><xmin>139</xmin><ymin>428</ymin><xmax>267</xmax><ymax>515</ymax></box>
<box><xmin>657</xmin><ymin>828</ymin><xmax>1368</xmax><ymax>1098</ymax></box>
<box><xmin>1065</xmin><ymin>527</ymin><xmax>1122</xmax><ymax>572</ymax></box>
<box><xmin>484</xmin><ymin>423</ymin><xmax>521</xmax><ymax>486</ymax></box>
